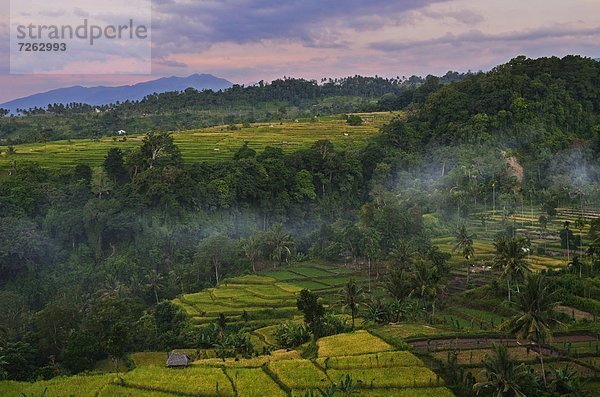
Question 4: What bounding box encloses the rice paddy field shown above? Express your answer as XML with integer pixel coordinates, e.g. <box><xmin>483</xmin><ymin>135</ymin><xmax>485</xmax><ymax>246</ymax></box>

<box><xmin>0</xmin><ymin>113</ymin><xmax>394</xmax><ymax>169</ymax></box>
<box><xmin>173</xmin><ymin>263</ymin><xmax>367</xmax><ymax>328</ymax></box>
<box><xmin>435</xmin><ymin>207</ymin><xmax>600</xmax><ymax>272</ymax></box>
<box><xmin>0</xmin><ymin>331</ymin><xmax>454</xmax><ymax>396</ymax></box>
<box><xmin>415</xmin><ymin>333</ymin><xmax>600</xmax><ymax>386</ymax></box>
<box><xmin>431</xmin><ymin>206</ymin><xmax>599</xmax><ymax>338</ymax></box>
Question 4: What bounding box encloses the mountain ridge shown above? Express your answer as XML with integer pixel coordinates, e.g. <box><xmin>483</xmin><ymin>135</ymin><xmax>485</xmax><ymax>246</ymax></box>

<box><xmin>1</xmin><ymin>74</ymin><xmax>233</xmax><ymax>112</ymax></box>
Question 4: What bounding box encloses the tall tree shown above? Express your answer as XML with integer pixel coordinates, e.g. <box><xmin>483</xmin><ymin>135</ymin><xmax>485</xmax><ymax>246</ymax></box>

<box><xmin>296</xmin><ymin>289</ymin><xmax>325</xmax><ymax>337</ymax></box>
<box><xmin>239</xmin><ymin>235</ymin><xmax>263</xmax><ymax>273</ymax></box>
<box><xmin>493</xmin><ymin>236</ymin><xmax>531</xmax><ymax>301</ymax></box>
<box><xmin>194</xmin><ymin>234</ymin><xmax>237</xmax><ymax>286</ymax></box>
<box><xmin>137</xmin><ymin>132</ymin><xmax>182</xmax><ymax>170</ymax></box>
<box><xmin>105</xmin><ymin>322</ymin><xmax>130</xmax><ymax>373</ymax></box>
<box><xmin>266</xmin><ymin>224</ymin><xmax>293</xmax><ymax>268</ymax></box>
<box><xmin>409</xmin><ymin>260</ymin><xmax>446</xmax><ymax>318</ymax></box>
<box><xmin>145</xmin><ymin>269</ymin><xmax>165</xmax><ymax>304</ymax></box>
<box><xmin>503</xmin><ymin>274</ymin><xmax>562</xmax><ymax>387</ymax></box>
<box><xmin>339</xmin><ymin>279</ymin><xmax>363</xmax><ymax>329</ymax></box>
<box><xmin>103</xmin><ymin>148</ymin><xmax>128</xmax><ymax>183</ymax></box>
<box><xmin>474</xmin><ymin>344</ymin><xmax>532</xmax><ymax>397</ymax></box>
<box><xmin>453</xmin><ymin>225</ymin><xmax>476</xmax><ymax>285</ymax></box>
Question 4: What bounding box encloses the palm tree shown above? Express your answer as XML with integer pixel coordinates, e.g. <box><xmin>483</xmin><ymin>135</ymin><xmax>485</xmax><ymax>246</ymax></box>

<box><xmin>388</xmin><ymin>240</ymin><xmax>415</xmax><ymax>272</ymax></box>
<box><xmin>454</xmin><ymin>225</ymin><xmax>476</xmax><ymax>285</ymax></box>
<box><xmin>563</xmin><ymin>221</ymin><xmax>572</xmax><ymax>264</ymax></box>
<box><xmin>474</xmin><ymin>344</ymin><xmax>531</xmax><ymax>397</ymax></box>
<box><xmin>359</xmin><ymin>227</ymin><xmax>380</xmax><ymax>292</ymax></box>
<box><xmin>268</xmin><ymin>224</ymin><xmax>293</xmax><ymax>268</ymax></box>
<box><xmin>339</xmin><ymin>279</ymin><xmax>364</xmax><ymax>329</ymax></box>
<box><xmin>503</xmin><ymin>273</ymin><xmax>563</xmax><ymax>387</ymax></box>
<box><xmin>410</xmin><ymin>260</ymin><xmax>446</xmax><ymax>318</ymax></box>
<box><xmin>586</xmin><ymin>218</ymin><xmax>600</xmax><ymax>270</ymax></box>
<box><xmin>145</xmin><ymin>269</ymin><xmax>164</xmax><ymax>304</ymax></box>
<box><xmin>574</xmin><ymin>216</ymin><xmax>586</xmax><ymax>262</ymax></box>
<box><xmin>240</xmin><ymin>236</ymin><xmax>262</xmax><ymax>273</ymax></box>
<box><xmin>549</xmin><ymin>364</ymin><xmax>586</xmax><ymax>396</ymax></box>
<box><xmin>493</xmin><ymin>236</ymin><xmax>531</xmax><ymax>301</ymax></box>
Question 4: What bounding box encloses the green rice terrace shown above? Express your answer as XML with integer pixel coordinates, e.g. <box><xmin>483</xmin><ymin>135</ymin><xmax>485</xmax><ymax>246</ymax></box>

<box><xmin>1</xmin><ymin>325</ymin><xmax>453</xmax><ymax>396</ymax></box>
<box><xmin>0</xmin><ymin>113</ymin><xmax>394</xmax><ymax>169</ymax></box>
<box><xmin>3</xmin><ymin>254</ymin><xmax>597</xmax><ymax>396</ymax></box>
<box><xmin>436</xmin><ymin>207</ymin><xmax>599</xmax><ymax>273</ymax></box>
<box><xmin>174</xmin><ymin>264</ymin><xmax>365</xmax><ymax>329</ymax></box>
<box><xmin>1</xmin><ymin>204</ymin><xmax>598</xmax><ymax>397</ymax></box>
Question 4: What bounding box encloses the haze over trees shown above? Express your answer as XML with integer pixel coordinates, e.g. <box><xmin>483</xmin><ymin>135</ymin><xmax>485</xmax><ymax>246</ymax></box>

<box><xmin>0</xmin><ymin>56</ymin><xmax>598</xmax><ymax>397</ymax></box>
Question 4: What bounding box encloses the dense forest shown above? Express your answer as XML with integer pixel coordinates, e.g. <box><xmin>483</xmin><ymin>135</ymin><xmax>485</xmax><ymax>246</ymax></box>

<box><xmin>0</xmin><ymin>56</ymin><xmax>599</xmax><ymax>396</ymax></box>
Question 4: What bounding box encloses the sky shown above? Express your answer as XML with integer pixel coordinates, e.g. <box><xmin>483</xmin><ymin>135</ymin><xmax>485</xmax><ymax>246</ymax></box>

<box><xmin>0</xmin><ymin>0</ymin><xmax>599</xmax><ymax>103</ymax></box>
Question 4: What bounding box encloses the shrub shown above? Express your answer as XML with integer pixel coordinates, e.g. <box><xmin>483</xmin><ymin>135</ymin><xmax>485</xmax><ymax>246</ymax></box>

<box><xmin>320</xmin><ymin>313</ymin><xmax>352</xmax><ymax>337</ymax></box>
<box><xmin>275</xmin><ymin>322</ymin><xmax>310</xmax><ymax>348</ymax></box>
<box><xmin>345</xmin><ymin>115</ymin><xmax>363</xmax><ymax>126</ymax></box>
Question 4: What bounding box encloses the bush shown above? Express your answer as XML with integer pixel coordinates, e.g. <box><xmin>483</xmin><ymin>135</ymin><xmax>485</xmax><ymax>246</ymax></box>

<box><xmin>274</xmin><ymin>322</ymin><xmax>310</xmax><ymax>348</ymax></box>
<box><xmin>320</xmin><ymin>313</ymin><xmax>352</xmax><ymax>337</ymax></box>
<box><xmin>346</xmin><ymin>114</ymin><xmax>363</xmax><ymax>126</ymax></box>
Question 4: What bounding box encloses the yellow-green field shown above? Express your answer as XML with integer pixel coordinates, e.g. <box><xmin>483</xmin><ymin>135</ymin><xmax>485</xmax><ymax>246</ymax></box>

<box><xmin>0</xmin><ymin>332</ymin><xmax>453</xmax><ymax>397</ymax></box>
<box><xmin>0</xmin><ymin>113</ymin><xmax>394</xmax><ymax>169</ymax></box>
<box><xmin>436</xmin><ymin>207</ymin><xmax>599</xmax><ymax>272</ymax></box>
<box><xmin>317</xmin><ymin>330</ymin><xmax>394</xmax><ymax>357</ymax></box>
<box><xmin>173</xmin><ymin>263</ymin><xmax>367</xmax><ymax>328</ymax></box>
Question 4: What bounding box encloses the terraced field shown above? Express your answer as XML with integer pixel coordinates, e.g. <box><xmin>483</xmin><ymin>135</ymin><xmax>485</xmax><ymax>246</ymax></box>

<box><xmin>436</xmin><ymin>207</ymin><xmax>599</xmax><ymax>272</ymax></box>
<box><xmin>414</xmin><ymin>334</ymin><xmax>600</xmax><ymax>385</ymax></box>
<box><xmin>0</xmin><ymin>113</ymin><xmax>394</xmax><ymax>169</ymax></box>
<box><xmin>0</xmin><ymin>332</ymin><xmax>453</xmax><ymax>397</ymax></box>
<box><xmin>173</xmin><ymin>263</ymin><xmax>367</xmax><ymax>328</ymax></box>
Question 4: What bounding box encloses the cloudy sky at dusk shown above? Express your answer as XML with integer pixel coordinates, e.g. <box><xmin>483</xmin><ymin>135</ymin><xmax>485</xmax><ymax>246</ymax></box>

<box><xmin>0</xmin><ymin>0</ymin><xmax>599</xmax><ymax>103</ymax></box>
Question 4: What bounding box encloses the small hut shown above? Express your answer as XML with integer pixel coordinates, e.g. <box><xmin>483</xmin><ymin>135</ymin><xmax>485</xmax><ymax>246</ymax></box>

<box><xmin>166</xmin><ymin>352</ymin><xmax>190</xmax><ymax>368</ymax></box>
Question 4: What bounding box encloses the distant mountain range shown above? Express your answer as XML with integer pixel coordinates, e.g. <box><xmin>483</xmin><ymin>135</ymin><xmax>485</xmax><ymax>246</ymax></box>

<box><xmin>1</xmin><ymin>74</ymin><xmax>233</xmax><ymax>112</ymax></box>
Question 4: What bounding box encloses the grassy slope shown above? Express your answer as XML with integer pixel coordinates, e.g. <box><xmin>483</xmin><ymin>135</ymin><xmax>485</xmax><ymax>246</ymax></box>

<box><xmin>0</xmin><ymin>113</ymin><xmax>394</xmax><ymax>169</ymax></box>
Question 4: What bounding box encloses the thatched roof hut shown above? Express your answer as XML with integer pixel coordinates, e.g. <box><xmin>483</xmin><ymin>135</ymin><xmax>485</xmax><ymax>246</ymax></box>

<box><xmin>166</xmin><ymin>352</ymin><xmax>190</xmax><ymax>368</ymax></box>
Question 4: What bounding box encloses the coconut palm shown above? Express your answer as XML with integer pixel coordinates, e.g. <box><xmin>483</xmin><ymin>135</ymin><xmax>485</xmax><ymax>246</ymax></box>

<box><xmin>388</xmin><ymin>240</ymin><xmax>415</xmax><ymax>272</ymax></box>
<box><xmin>503</xmin><ymin>273</ymin><xmax>563</xmax><ymax>387</ymax></box>
<box><xmin>339</xmin><ymin>279</ymin><xmax>364</xmax><ymax>329</ymax></box>
<box><xmin>454</xmin><ymin>225</ymin><xmax>476</xmax><ymax>284</ymax></box>
<box><xmin>493</xmin><ymin>236</ymin><xmax>531</xmax><ymax>301</ymax></box>
<box><xmin>240</xmin><ymin>235</ymin><xmax>262</xmax><ymax>273</ymax></box>
<box><xmin>410</xmin><ymin>260</ymin><xmax>446</xmax><ymax>318</ymax></box>
<box><xmin>474</xmin><ymin>344</ymin><xmax>531</xmax><ymax>397</ymax></box>
<box><xmin>586</xmin><ymin>218</ymin><xmax>600</xmax><ymax>266</ymax></box>
<box><xmin>144</xmin><ymin>269</ymin><xmax>164</xmax><ymax>304</ymax></box>
<box><xmin>574</xmin><ymin>216</ymin><xmax>586</xmax><ymax>261</ymax></box>
<box><xmin>268</xmin><ymin>224</ymin><xmax>293</xmax><ymax>268</ymax></box>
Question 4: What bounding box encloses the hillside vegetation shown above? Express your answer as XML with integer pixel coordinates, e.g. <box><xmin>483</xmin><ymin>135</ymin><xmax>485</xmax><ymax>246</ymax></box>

<box><xmin>0</xmin><ymin>56</ymin><xmax>599</xmax><ymax>397</ymax></box>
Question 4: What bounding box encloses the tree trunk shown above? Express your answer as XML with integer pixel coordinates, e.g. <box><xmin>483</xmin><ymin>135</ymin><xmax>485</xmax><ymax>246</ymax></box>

<box><xmin>368</xmin><ymin>257</ymin><xmax>372</xmax><ymax>292</ymax></box>
<box><xmin>507</xmin><ymin>279</ymin><xmax>511</xmax><ymax>302</ymax></box>
<box><xmin>466</xmin><ymin>258</ymin><xmax>470</xmax><ymax>285</ymax></box>
<box><xmin>154</xmin><ymin>287</ymin><xmax>159</xmax><ymax>304</ymax></box>
<box><xmin>538</xmin><ymin>342</ymin><xmax>547</xmax><ymax>387</ymax></box>
<box><xmin>214</xmin><ymin>258</ymin><xmax>220</xmax><ymax>286</ymax></box>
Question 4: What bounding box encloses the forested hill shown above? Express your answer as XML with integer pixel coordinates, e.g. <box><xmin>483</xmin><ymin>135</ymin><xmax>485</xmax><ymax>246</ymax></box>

<box><xmin>409</xmin><ymin>55</ymin><xmax>600</xmax><ymax>148</ymax></box>
<box><xmin>0</xmin><ymin>73</ymin><xmax>464</xmax><ymax>144</ymax></box>
<box><xmin>377</xmin><ymin>55</ymin><xmax>600</xmax><ymax>163</ymax></box>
